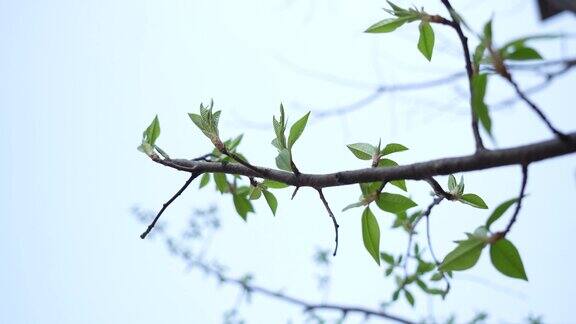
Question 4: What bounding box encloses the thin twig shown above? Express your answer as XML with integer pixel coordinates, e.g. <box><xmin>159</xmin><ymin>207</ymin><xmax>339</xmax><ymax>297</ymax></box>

<box><xmin>317</xmin><ymin>188</ymin><xmax>340</xmax><ymax>256</ymax></box>
<box><xmin>502</xmin><ymin>164</ymin><xmax>529</xmax><ymax>236</ymax></box>
<box><xmin>140</xmin><ymin>171</ymin><xmax>202</xmax><ymax>239</ymax></box>
<box><xmin>404</xmin><ymin>196</ymin><xmax>444</xmax><ymax>275</ymax></box>
<box><xmin>505</xmin><ymin>76</ymin><xmax>571</xmax><ymax>142</ymax></box>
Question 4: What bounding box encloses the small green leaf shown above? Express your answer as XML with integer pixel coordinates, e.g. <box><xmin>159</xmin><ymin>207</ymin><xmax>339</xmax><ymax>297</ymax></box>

<box><xmin>483</xmin><ymin>20</ymin><xmax>493</xmax><ymax>43</ymax></box>
<box><xmin>233</xmin><ymin>194</ymin><xmax>253</xmax><ymax>221</ymax></box>
<box><xmin>471</xmin><ymin>73</ymin><xmax>492</xmax><ymax>135</ymax></box>
<box><xmin>486</xmin><ymin>198</ymin><xmax>519</xmax><ymax>229</ymax></box>
<box><xmin>381</xmin><ymin>143</ymin><xmax>408</xmax><ymax>156</ymax></box>
<box><xmin>381</xmin><ymin>252</ymin><xmax>395</xmax><ymax>265</ymax></box>
<box><xmin>439</xmin><ymin>238</ymin><xmax>486</xmax><ymax>271</ymax></box>
<box><xmin>188</xmin><ymin>113</ymin><xmax>205</xmax><ymax>132</ymax></box>
<box><xmin>473</xmin><ymin>41</ymin><xmax>487</xmax><ymax>70</ymax></box>
<box><xmin>213</xmin><ymin>173</ymin><xmax>228</xmax><ymax>193</ymax></box>
<box><xmin>448</xmin><ymin>174</ymin><xmax>457</xmax><ymax>192</ymax></box>
<box><xmin>361</xmin><ymin>207</ymin><xmax>381</xmax><ymax>265</ymax></box>
<box><xmin>490</xmin><ymin>239</ymin><xmax>528</xmax><ymax>280</ymax></box>
<box><xmin>199</xmin><ymin>173</ymin><xmax>210</xmax><ymax>188</ymax></box>
<box><xmin>505</xmin><ymin>47</ymin><xmax>543</xmax><ymax>61</ymax></box>
<box><xmin>404</xmin><ymin>290</ymin><xmax>415</xmax><ymax>307</ymax></box>
<box><xmin>145</xmin><ymin>116</ymin><xmax>161</xmax><ymax>146</ymax></box>
<box><xmin>342</xmin><ymin>201</ymin><xmax>365</xmax><ymax>212</ymax></box>
<box><xmin>376</xmin><ymin>193</ymin><xmax>417</xmax><ymax>214</ymax></box>
<box><xmin>365</xmin><ymin>17</ymin><xmax>407</xmax><ymax>33</ymax></box>
<box><xmin>249</xmin><ymin>186</ymin><xmax>262</xmax><ymax>200</ymax></box>
<box><xmin>275</xmin><ymin>149</ymin><xmax>291</xmax><ymax>171</ymax></box>
<box><xmin>430</xmin><ymin>272</ymin><xmax>443</xmax><ymax>281</ymax></box>
<box><xmin>263</xmin><ymin>190</ymin><xmax>278</xmax><ymax>215</ymax></box>
<box><xmin>417</xmin><ymin>21</ymin><xmax>435</xmax><ymax>61</ymax></box>
<box><xmin>347</xmin><ymin>143</ymin><xmax>376</xmax><ymax>160</ymax></box>
<box><xmin>377</xmin><ymin>159</ymin><xmax>407</xmax><ymax>191</ymax></box>
<box><xmin>287</xmin><ymin>112</ymin><xmax>310</xmax><ymax>149</ymax></box>
<box><xmin>459</xmin><ymin>193</ymin><xmax>488</xmax><ymax>209</ymax></box>
<box><xmin>262</xmin><ymin>180</ymin><xmax>289</xmax><ymax>189</ymax></box>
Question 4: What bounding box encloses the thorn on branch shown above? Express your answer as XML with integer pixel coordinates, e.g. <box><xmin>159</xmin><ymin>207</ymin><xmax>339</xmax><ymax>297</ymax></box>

<box><xmin>140</xmin><ymin>171</ymin><xmax>202</xmax><ymax>239</ymax></box>
<box><xmin>316</xmin><ymin>188</ymin><xmax>340</xmax><ymax>256</ymax></box>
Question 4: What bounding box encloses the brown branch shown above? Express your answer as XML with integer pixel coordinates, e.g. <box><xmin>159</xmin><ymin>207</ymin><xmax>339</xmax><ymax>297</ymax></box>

<box><xmin>504</xmin><ymin>75</ymin><xmax>570</xmax><ymax>142</ymax></box>
<box><xmin>317</xmin><ymin>188</ymin><xmax>340</xmax><ymax>256</ymax></box>
<box><xmin>154</xmin><ymin>132</ymin><xmax>576</xmax><ymax>189</ymax></box>
<box><xmin>424</xmin><ymin>177</ymin><xmax>455</xmax><ymax>200</ymax></box>
<box><xmin>440</xmin><ymin>0</ymin><xmax>485</xmax><ymax>151</ymax></box>
<box><xmin>140</xmin><ymin>171</ymin><xmax>202</xmax><ymax>239</ymax></box>
<box><xmin>188</xmin><ymin>259</ymin><xmax>415</xmax><ymax>323</ymax></box>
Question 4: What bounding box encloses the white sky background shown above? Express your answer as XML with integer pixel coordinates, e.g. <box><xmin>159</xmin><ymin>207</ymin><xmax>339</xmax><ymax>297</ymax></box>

<box><xmin>1</xmin><ymin>0</ymin><xmax>575</xmax><ymax>323</ymax></box>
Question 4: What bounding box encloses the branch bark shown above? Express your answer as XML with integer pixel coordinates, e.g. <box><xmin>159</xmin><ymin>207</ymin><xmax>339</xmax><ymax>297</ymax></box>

<box><xmin>152</xmin><ymin>132</ymin><xmax>576</xmax><ymax>189</ymax></box>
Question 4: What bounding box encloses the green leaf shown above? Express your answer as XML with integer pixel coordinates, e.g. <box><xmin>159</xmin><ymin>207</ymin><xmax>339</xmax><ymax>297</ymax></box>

<box><xmin>376</xmin><ymin>193</ymin><xmax>417</xmax><ymax>214</ymax></box>
<box><xmin>490</xmin><ymin>239</ymin><xmax>528</xmax><ymax>280</ymax></box>
<box><xmin>381</xmin><ymin>252</ymin><xmax>395</xmax><ymax>265</ymax></box>
<box><xmin>486</xmin><ymin>198</ymin><xmax>519</xmax><ymax>229</ymax></box>
<box><xmin>365</xmin><ymin>17</ymin><xmax>409</xmax><ymax>33</ymax></box>
<box><xmin>473</xmin><ymin>41</ymin><xmax>487</xmax><ymax>70</ymax></box>
<box><xmin>430</xmin><ymin>272</ymin><xmax>443</xmax><ymax>281</ymax></box>
<box><xmin>233</xmin><ymin>194</ymin><xmax>253</xmax><ymax>221</ymax></box>
<box><xmin>483</xmin><ymin>20</ymin><xmax>493</xmax><ymax>43</ymax></box>
<box><xmin>213</xmin><ymin>173</ymin><xmax>228</xmax><ymax>193</ymax></box>
<box><xmin>263</xmin><ymin>190</ymin><xmax>278</xmax><ymax>216</ymax></box>
<box><xmin>188</xmin><ymin>113</ymin><xmax>205</xmax><ymax>132</ymax></box>
<box><xmin>361</xmin><ymin>207</ymin><xmax>381</xmax><ymax>265</ymax></box>
<box><xmin>439</xmin><ymin>238</ymin><xmax>486</xmax><ymax>271</ymax></box>
<box><xmin>249</xmin><ymin>186</ymin><xmax>262</xmax><ymax>200</ymax></box>
<box><xmin>287</xmin><ymin>112</ymin><xmax>310</xmax><ymax>149</ymax></box>
<box><xmin>417</xmin><ymin>21</ymin><xmax>435</xmax><ymax>61</ymax></box>
<box><xmin>448</xmin><ymin>174</ymin><xmax>457</xmax><ymax>192</ymax></box>
<box><xmin>199</xmin><ymin>173</ymin><xmax>210</xmax><ymax>188</ymax></box>
<box><xmin>137</xmin><ymin>142</ymin><xmax>154</xmax><ymax>156</ymax></box>
<box><xmin>347</xmin><ymin>143</ymin><xmax>376</xmax><ymax>160</ymax></box>
<box><xmin>459</xmin><ymin>193</ymin><xmax>488</xmax><ymax>209</ymax></box>
<box><xmin>342</xmin><ymin>201</ymin><xmax>365</xmax><ymax>212</ymax></box>
<box><xmin>505</xmin><ymin>47</ymin><xmax>543</xmax><ymax>61</ymax></box>
<box><xmin>275</xmin><ymin>149</ymin><xmax>291</xmax><ymax>171</ymax></box>
<box><xmin>380</xmin><ymin>143</ymin><xmax>408</xmax><ymax>156</ymax></box>
<box><xmin>377</xmin><ymin>159</ymin><xmax>406</xmax><ymax>191</ymax></box>
<box><xmin>471</xmin><ymin>73</ymin><xmax>492</xmax><ymax>135</ymax></box>
<box><xmin>144</xmin><ymin>115</ymin><xmax>161</xmax><ymax>146</ymax></box>
<box><xmin>386</xmin><ymin>0</ymin><xmax>405</xmax><ymax>13</ymax></box>
<box><xmin>262</xmin><ymin>180</ymin><xmax>289</xmax><ymax>189</ymax></box>
<box><xmin>404</xmin><ymin>290</ymin><xmax>415</xmax><ymax>307</ymax></box>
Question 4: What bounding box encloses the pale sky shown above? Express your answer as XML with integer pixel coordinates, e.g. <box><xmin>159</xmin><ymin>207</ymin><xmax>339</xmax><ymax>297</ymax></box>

<box><xmin>1</xmin><ymin>0</ymin><xmax>575</xmax><ymax>323</ymax></box>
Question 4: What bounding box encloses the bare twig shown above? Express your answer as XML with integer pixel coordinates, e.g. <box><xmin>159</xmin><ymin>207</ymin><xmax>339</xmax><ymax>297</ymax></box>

<box><xmin>501</xmin><ymin>164</ymin><xmax>529</xmax><ymax>236</ymax></box>
<box><xmin>404</xmin><ymin>196</ymin><xmax>444</xmax><ymax>275</ymax></box>
<box><xmin>504</xmin><ymin>75</ymin><xmax>571</xmax><ymax>142</ymax></box>
<box><xmin>317</xmin><ymin>189</ymin><xmax>340</xmax><ymax>256</ymax></box>
<box><xmin>140</xmin><ymin>171</ymin><xmax>202</xmax><ymax>239</ymax></box>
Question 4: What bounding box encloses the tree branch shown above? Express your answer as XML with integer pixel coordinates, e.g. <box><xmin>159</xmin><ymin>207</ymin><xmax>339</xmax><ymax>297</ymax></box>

<box><xmin>504</xmin><ymin>75</ymin><xmax>570</xmax><ymax>142</ymax></box>
<box><xmin>440</xmin><ymin>0</ymin><xmax>485</xmax><ymax>151</ymax></box>
<box><xmin>501</xmin><ymin>164</ymin><xmax>529</xmax><ymax>236</ymax></box>
<box><xmin>140</xmin><ymin>171</ymin><xmax>202</xmax><ymax>239</ymax></box>
<box><xmin>317</xmin><ymin>188</ymin><xmax>340</xmax><ymax>256</ymax></box>
<box><xmin>152</xmin><ymin>132</ymin><xmax>576</xmax><ymax>189</ymax></box>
